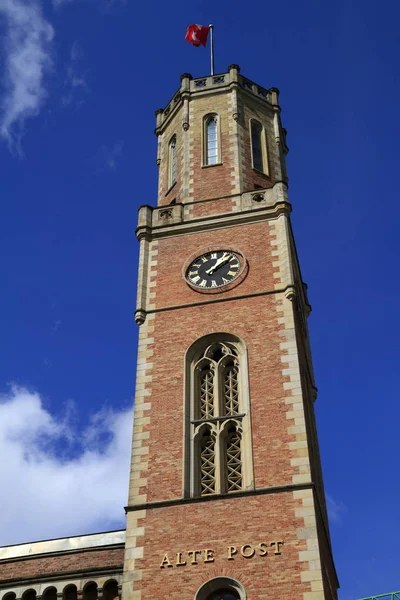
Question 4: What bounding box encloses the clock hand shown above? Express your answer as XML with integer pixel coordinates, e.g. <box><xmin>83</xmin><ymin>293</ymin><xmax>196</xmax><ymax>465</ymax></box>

<box><xmin>206</xmin><ymin>254</ymin><xmax>231</xmax><ymax>275</ymax></box>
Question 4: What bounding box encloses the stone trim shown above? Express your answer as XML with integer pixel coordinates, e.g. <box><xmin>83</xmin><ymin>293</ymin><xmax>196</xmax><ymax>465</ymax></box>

<box><xmin>0</xmin><ymin>532</ymin><xmax>125</xmax><ymax>561</ymax></box>
<box><xmin>144</xmin><ymin>284</ymin><xmax>297</xmax><ymax>316</ymax></box>
<box><xmin>125</xmin><ymin>481</ymin><xmax>314</xmax><ymax>512</ymax></box>
<box><xmin>185</xmin><ymin>100</ymin><xmax>195</xmax><ymax>217</ymax></box>
<box><xmin>269</xmin><ymin>219</ymin><xmax>328</xmax><ymax>598</ymax></box>
<box><xmin>0</xmin><ymin>546</ymin><xmax>124</xmax><ymax>565</ymax></box>
<box><xmin>122</xmin><ymin>512</ymin><xmax>145</xmax><ymax>600</ymax></box>
<box><xmin>294</xmin><ymin>489</ymin><xmax>326</xmax><ymax>600</ymax></box>
<box><xmin>123</xmin><ymin>243</ymin><xmax>159</xmax><ymax>600</ymax></box>
<box><xmin>227</xmin><ymin>89</ymin><xmax>241</xmax><ymax>203</ymax></box>
<box><xmin>136</xmin><ymin>199</ymin><xmax>291</xmax><ymax>242</ymax></box>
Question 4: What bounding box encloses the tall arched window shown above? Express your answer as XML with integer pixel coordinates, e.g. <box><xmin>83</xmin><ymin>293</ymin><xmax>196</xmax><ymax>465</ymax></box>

<box><xmin>168</xmin><ymin>135</ymin><xmax>177</xmax><ymax>188</ymax></box>
<box><xmin>250</xmin><ymin>119</ymin><xmax>269</xmax><ymax>175</ymax></box>
<box><xmin>185</xmin><ymin>334</ymin><xmax>253</xmax><ymax>497</ymax></box>
<box><xmin>204</xmin><ymin>114</ymin><xmax>220</xmax><ymax>165</ymax></box>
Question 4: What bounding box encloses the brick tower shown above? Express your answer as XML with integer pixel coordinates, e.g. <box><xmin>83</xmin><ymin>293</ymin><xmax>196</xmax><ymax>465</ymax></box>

<box><xmin>123</xmin><ymin>65</ymin><xmax>339</xmax><ymax>600</ymax></box>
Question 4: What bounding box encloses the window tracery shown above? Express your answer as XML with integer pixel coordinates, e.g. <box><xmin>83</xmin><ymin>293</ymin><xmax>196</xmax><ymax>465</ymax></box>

<box><xmin>187</xmin><ymin>336</ymin><xmax>253</xmax><ymax>498</ymax></box>
<box><xmin>199</xmin><ymin>428</ymin><xmax>216</xmax><ymax>495</ymax></box>
<box><xmin>225</xmin><ymin>425</ymin><xmax>243</xmax><ymax>492</ymax></box>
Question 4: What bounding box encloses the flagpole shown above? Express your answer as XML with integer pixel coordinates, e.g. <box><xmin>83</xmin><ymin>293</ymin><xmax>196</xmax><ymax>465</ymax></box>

<box><xmin>209</xmin><ymin>24</ymin><xmax>214</xmax><ymax>75</ymax></box>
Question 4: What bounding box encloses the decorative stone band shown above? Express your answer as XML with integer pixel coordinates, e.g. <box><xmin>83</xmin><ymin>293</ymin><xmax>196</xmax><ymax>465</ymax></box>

<box><xmin>136</xmin><ymin>183</ymin><xmax>290</xmax><ymax>241</ymax></box>
<box><xmin>0</xmin><ymin>575</ymin><xmax>122</xmax><ymax>600</ymax></box>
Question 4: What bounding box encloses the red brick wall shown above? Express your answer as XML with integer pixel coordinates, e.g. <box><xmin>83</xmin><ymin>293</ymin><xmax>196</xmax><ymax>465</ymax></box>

<box><xmin>142</xmin><ymin>291</ymin><xmax>293</xmax><ymax>504</ymax></box>
<box><xmin>0</xmin><ymin>548</ymin><xmax>124</xmax><ymax>583</ymax></box>
<box><xmin>153</xmin><ymin>221</ymin><xmax>279</xmax><ymax>312</ymax></box>
<box><xmin>190</xmin><ymin>196</ymin><xmax>235</xmax><ymax>219</ymax></box>
<box><xmin>131</xmin><ymin>495</ymin><xmax>311</xmax><ymax>599</ymax></box>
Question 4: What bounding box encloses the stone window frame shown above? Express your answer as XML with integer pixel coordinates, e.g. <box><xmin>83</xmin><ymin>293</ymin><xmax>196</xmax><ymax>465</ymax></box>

<box><xmin>194</xmin><ymin>577</ymin><xmax>246</xmax><ymax>600</ymax></box>
<box><xmin>183</xmin><ymin>333</ymin><xmax>254</xmax><ymax>498</ymax></box>
<box><xmin>167</xmin><ymin>134</ymin><xmax>177</xmax><ymax>189</ymax></box>
<box><xmin>249</xmin><ymin>118</ymin><xmax>269</xmax><ymax>176</ymax></box>
<box><xmin>202</xmin><ymin>113</ymin><xmax>222</xmax><ymax>167</ymax></box>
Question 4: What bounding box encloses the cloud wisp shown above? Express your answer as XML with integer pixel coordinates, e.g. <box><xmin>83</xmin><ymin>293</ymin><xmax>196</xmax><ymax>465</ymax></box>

<box><xmin>53</xmin><ymin>0</ymin><xmax>127</xmax><ymax>11</ymax></box>
<box><xmin>326</xmin><ymin>492</ymin><xmax>347</xmax><ymax>524</ymax></box>
<box><xmin>0</xmin><ymin>0</ymin><xmax>54</xmax><ymax>153</ymax></box>
<box><xmin>0</xmin><ymin>385</ymin><xmax>132</xmax><ymax>546</ymax></box>
<box><xmin>61</xmin><ymin>41</ymin><xmax>89</xmax><ymax>108</ymax></box>
<box><xmin>94</xmin><ymin>140</ymin><xmax>124</xmax><ymax>172</ymax></box>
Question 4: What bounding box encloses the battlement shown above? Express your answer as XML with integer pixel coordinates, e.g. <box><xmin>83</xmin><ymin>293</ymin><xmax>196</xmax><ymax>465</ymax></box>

<box><xmin>155</xmin><ymin>64</ymin><xmax>280</xmax><ymax>134</ymax></box>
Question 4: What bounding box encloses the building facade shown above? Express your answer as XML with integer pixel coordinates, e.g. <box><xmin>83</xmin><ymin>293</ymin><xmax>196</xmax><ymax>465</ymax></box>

<box><xmin>0</xmin><ymin>65</ymin><xmax>339</xmax><ymax>600</ymax></box>
<box><xmin>124</xmin><ymin>65</ymin><xmax>339</xmax><ymax>599</ymax></box>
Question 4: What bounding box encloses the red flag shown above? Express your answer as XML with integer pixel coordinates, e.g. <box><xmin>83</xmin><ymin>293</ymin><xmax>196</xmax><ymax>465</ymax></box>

<box><xmin>185</xmin><ymin>24</ymin><xmax>210</xmax><ymax>48</ymax></box>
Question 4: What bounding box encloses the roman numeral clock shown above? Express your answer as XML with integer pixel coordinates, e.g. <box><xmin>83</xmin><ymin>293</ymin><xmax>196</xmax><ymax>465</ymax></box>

<box><xmin>184</xmin><ymin>248</ymin><xmax>247</xmax><ymax>292</ymax></box>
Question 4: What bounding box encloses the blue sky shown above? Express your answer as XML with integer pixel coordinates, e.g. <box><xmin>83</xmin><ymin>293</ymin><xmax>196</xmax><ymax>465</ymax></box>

<box><xmin>0</xmin><ymin>0</ymin><xmax>399</xmax><ymax>598</ymax></box>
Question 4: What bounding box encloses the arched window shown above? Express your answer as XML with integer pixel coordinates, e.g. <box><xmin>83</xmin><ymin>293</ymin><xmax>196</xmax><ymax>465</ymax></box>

<box><xmin>204</xmin><ymin>114</ymin><xmax>220</xmax><ymax>166</ymax></box>
<box><xmin>186</xmin><ymin>334</ymin><xmax>253</xmax><ymax>497</ymax></box>
<box><xmin>63</xmin><ymin>585</ymin><xmax>77</xmax><ymax>600</ymax></box>
<box><xmin>168</xmin><ymin>135</ymin><xmax>177</xmax><ymax>188</ymax></box>
<box><xmin>42</xmin><ymin>588</ymin><xmax>57</xmax><ymax>600</ymax></box>
<box><xmin>83</xmin><ymin>582</ymin><xmax>97</xmax><ymax>600</ymax></box>
<box><xmin>250</xmin><ymin>119</ymin><xmax>269</xmax><ymax>175</ymax></box>
<box><xmin>103</xmin><ymin>580</ymin><xmax>119</xmax><ymax>600</ymax></box>
<box><xmin>195</xmin><ymin>577</ymin><xmax>246</xmax><ymax>600</ymax></box>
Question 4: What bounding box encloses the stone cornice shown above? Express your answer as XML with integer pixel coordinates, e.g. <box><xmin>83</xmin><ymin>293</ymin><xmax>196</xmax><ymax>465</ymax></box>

<box><xmin>125</xmin><ymin>481</ymin><xmax>314</xmax><ymax>513</ymax></box>
<box><xmin>139</xmin><ymin>284</ymin><xmax>298</xmax><ymax>318</ymax></box>
<box><xmin>136</xmin><ymin>200</ymin><xmax>291</xmax><ymax>242</ymax></box>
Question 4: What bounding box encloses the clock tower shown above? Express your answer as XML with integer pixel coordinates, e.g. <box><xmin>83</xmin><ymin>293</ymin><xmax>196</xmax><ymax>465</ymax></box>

<box><xmin>123</xmin><ymin>65</ymin><xmax>339</xmax><ymax>600</ymax></box>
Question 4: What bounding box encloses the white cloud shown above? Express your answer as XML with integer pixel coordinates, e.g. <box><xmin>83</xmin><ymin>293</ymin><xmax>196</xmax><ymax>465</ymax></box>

<box><xmin>0</xmin><ymin>0</ymin><xmax>54</xmax><ymax>153</ymax></box>
<box><xmin>0</xmin><ymin>385</ymin><xmax>132</xmax><ymax>546</ymax></box>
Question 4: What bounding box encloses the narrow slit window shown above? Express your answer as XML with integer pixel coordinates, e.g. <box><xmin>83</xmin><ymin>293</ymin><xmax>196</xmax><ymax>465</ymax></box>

<box><xmin>205</xmin><ymin>116</ymin><xmax>219</xmax><ymax>165</ymax></box>
<box><xmin>251</xmin><ymin>120</ymin><xmax>265</xmax><ymax>173</ymax></box>
<box><xmin>168</xmin><ymin>135</ymin><xmax>177</xmax><ymax>188</ymax></box>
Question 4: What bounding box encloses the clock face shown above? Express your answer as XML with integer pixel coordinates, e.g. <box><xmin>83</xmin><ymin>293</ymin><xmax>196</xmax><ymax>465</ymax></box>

<box><xmin>186</xmin><ymin>250</ymin><xmax>242</xmax><ymax>289</ymax></box>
